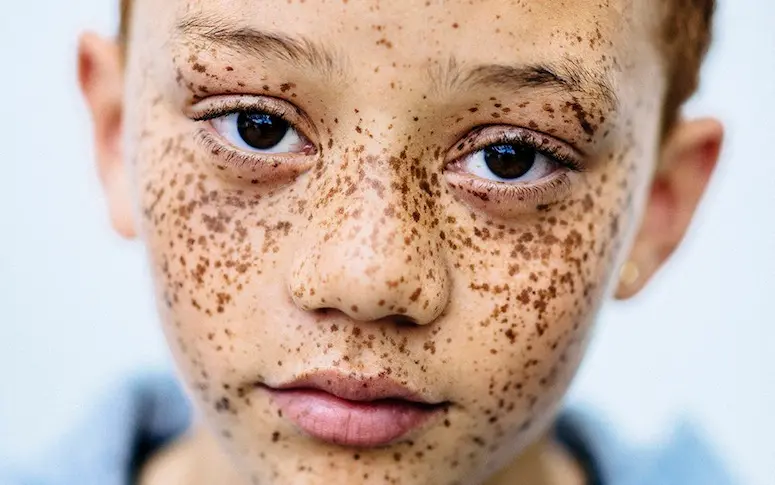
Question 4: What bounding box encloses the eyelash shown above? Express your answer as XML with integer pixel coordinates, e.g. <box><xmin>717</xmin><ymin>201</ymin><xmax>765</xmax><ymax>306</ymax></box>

<box><xmin>451</xmin><ymin>127</ymin><xmax>585</xmax><ymax>173</ymax></box>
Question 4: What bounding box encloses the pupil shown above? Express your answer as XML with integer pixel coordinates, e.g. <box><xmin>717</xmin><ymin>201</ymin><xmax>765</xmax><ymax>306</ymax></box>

<box><xmin>237</xmin><ymin>112</ymin><xmax>289</xmax><ymax>149</ymax></box>
<box><xmin>483</xmin><ymin>144</ymin><xmax>536</xmax><ymax>179</ymax></box>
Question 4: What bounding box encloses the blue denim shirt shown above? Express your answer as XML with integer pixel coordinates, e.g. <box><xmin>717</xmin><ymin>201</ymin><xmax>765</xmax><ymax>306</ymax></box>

<box><xmin>0</xmin><ymin>374</ymin><xmax>738</xmax><ymax>485</ymax></box>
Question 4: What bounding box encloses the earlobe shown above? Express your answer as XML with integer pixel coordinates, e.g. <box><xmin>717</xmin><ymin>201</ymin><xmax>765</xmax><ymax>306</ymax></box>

<box><xmin>615</xmin><ymin>118</ymin><xmax>724</xmax><ymax>300</ymax></box>
<box><xmin>78</xmin><ymin>32</ymin><xmax>136</xmax><ymax>239</ymax></box>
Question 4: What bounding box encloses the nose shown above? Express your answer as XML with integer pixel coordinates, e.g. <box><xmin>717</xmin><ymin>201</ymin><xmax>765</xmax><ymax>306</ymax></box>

<box><xmin>288</xmin><ymin>155</ymin><xmax>450</xmax><ymax>326</ymax></box>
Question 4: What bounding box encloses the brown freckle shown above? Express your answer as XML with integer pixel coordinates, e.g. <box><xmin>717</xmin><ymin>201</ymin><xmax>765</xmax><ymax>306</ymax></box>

<box><xmin>192</xmin><ymin>63</ymin><xmax>207</xmax><ymax>73</ymax></box>
<box><xmin>280</xmin><ymin>82</ymin><xmax>295</xmax><ymax>93</ymax></box>
<box><xmin>582</xmin><ymin>194</ymin><xmax>595</xmax><ymax>211</ymax></box>
<box><xmin>272</xmin><ymin>431</ymin><xmax>280</xmax><ymax>442</ymax></box>
<box><xmin>225</xmin><ymin>66</ymin><xmax>234</xmax><ymax>71</ymax></box>
<box><xmin>468</xmin><ymin>107</ymin><xmax>478</xmax><ymax>113</ymax></box>
<box><xmin>505</xmin><ymin>328</ymin><xmax>517</xmax><ymax>343</ymax></box>
<box><xmin>214</xmin><ymin>397</ymin><xmax>231</xmax><ymax>412</ymax></box>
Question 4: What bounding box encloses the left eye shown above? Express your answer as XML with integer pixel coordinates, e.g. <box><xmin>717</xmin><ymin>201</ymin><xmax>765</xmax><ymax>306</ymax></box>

<box><xmin>210</xmin><ymin>112</ymin><xmax>306</xmax><ymax>154</ymax></box>
<box><xmin>463</xmin><ymin>144</ymin><xmax>560</xmax><ymax>183</ymax></box>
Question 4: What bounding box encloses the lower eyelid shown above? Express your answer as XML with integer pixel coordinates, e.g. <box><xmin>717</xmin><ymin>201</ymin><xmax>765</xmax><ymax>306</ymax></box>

<box><xmin>194</xmin><ymin>129</ymin><xmax>315</xmax><ymax>183</ymax></box>
<box><xmin>444</xmin><ymin>170</ymin><xmax>574</xmax><ymax>217</ymax></box>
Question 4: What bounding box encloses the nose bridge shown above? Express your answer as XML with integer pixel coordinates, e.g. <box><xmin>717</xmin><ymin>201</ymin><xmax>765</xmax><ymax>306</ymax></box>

<box><xmin>289</xmin><ymin>149</ymin><xmax>450</xmax><ymax>325</ymax></box>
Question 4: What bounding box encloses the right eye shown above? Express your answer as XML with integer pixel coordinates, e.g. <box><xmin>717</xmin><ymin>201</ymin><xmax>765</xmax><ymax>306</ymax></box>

<box><xmin>210</xmin><ymin>112</ymin><xmax>308</xmax><ymax>154</ymax></box>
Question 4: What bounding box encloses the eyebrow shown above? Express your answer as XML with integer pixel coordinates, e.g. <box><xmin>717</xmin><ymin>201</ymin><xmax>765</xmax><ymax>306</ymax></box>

<box><xmin>176</xmin><ymin>14</ymin><xmax>617</xmax><ymax>110</ymax></box>
<box><xmin>434</xmin><ymin>57</ymin><xmax>618</xmax><ymax>110</ymax></box>
<box><xmin>176</xmin><ymin>14</ymin><xmax>343</xmax><ymax>78</ymax></box>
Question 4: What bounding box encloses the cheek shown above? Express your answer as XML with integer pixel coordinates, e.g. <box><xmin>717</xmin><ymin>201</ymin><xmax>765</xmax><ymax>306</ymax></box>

<box><xmin>132</xmin><ymin>123</ymin><xmax>308</xmax><ymax>402</ymax></box>
<box><xmin>432</xmin><ymin>161</ymin><xmax>636</xmax><ymax>445</ymax></box>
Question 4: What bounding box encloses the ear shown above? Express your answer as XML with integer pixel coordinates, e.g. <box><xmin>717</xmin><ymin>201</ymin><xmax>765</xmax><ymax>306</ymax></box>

<box><xmin>615</xmin><ymin>118</ymin><xmax>724</xmax><ymax>299</ymax></box>
<box><xmin>78</xmin><ymin>32</ymin><xmax>136</xmax><ymax>239</ymax></box>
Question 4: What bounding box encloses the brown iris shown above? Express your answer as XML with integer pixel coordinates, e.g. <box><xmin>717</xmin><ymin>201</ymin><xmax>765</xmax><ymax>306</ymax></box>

<box><xmin>484</xmin><ymin>144</ymin><xmax>536</xmax><ymax>179</ymax></box>
<box><xmin>236</xmin><ymin>112</ymin><xmax>289</xmax><ymax>149</ymax></box>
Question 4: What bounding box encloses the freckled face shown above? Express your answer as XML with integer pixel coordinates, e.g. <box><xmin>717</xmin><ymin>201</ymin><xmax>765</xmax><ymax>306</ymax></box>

<box><xmin>125</xmin><ymin>0</ymin><xmax>664</xmax><ymax>483</ymax></box>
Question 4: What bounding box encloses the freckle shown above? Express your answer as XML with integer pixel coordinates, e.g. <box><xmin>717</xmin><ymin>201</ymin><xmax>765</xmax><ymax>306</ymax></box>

<box><xmin>272</xmin><ymin>431</ymin><xmax>281</xmax><ymax>442</ymax></box>
<box><xmin>225</xmin><ymin>66</ymin><xmax>234</xmax><ymax>71</ymax></box>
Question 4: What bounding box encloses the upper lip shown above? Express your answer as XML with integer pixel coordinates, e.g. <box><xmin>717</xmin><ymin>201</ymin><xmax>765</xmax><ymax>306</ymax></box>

<box><xmin>272</xmin><ymin>370</ymin><xmax>437</xmax><ymax>404</ymax></box>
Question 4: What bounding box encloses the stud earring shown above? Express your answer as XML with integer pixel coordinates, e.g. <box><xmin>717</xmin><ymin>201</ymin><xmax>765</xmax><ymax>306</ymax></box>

<box><xmin>619</xmin><ymin>260</ymin><xmax>641</xmax><ymax>287</ymax></box>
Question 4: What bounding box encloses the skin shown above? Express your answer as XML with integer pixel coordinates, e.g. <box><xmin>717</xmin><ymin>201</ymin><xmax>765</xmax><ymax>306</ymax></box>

<box><xmin>78</xmin><ymin>1</ymin><xmax>723</xmax><ymax>484</ymax></box>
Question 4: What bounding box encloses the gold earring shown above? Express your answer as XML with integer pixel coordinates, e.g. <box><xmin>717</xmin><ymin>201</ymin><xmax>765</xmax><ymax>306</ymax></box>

<box><xmin>619</xmin><ymin>261</ymin><xmax>640</xmax><ymax>287</ymax></box>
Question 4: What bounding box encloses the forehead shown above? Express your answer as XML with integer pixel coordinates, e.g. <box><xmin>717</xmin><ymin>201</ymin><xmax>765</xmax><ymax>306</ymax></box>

<box><xmin>141</xmin><ymin>0</ymin><xmax>653</xmax><ymax>75</ymax></box>
<box><xmin>131</xmin><ymin>0</ymin><xmax>663</xmax><ymax>132</ymax></box>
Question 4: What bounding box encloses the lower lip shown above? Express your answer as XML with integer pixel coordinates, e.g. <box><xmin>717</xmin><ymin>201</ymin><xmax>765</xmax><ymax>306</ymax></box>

<box><xmin>268</xmin><ymin>388</ymin><xmax>440</xmax><ymax>447</ymax></box>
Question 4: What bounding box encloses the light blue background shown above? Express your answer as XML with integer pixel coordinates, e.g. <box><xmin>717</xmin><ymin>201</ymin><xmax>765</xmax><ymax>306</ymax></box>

<box><xmin>1</xmin><ymin>1</ymin><xmax>773</xmax><ymax>484</ymax></box>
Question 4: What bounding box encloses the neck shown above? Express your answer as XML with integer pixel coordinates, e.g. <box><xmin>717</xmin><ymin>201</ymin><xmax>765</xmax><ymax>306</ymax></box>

<box><xmin>140</xmin><ymin>424</ymin><xmax>584</xmax><ymax>485</ymax></box>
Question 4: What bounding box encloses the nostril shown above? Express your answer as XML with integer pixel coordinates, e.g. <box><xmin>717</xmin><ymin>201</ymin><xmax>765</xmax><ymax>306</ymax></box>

<box><xmin>391</xmin><ymin>315</ymin><xmax>418</xmax><ymax>327</ymax></box>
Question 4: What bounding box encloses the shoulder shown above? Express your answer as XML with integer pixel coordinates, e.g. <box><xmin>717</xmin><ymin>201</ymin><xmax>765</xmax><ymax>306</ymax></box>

<box><xmin>555</xmin><ymin>409</ymin><xmax>739</xmax><ymax>485</ymax></box>
<box><xmin>0</xmin><ymin>373</ymin><xmax>191</xmax><ymax>485</ymax></box>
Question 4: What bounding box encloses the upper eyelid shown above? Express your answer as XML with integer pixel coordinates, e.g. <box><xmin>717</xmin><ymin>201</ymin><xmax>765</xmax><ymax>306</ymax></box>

<box><xmin>190</xmin><ymin>97</ymin><xmax>294</xmax><ymax>120</ymax></box>
<box><xmin>188</xmin><ymin>95</ymin><xmax>318</xmax><ymax>139</ymax></box>
<box><xmin>449</xmin><ymin>125</ymin><xmax>585</xmax><ymax>168</ymax></box>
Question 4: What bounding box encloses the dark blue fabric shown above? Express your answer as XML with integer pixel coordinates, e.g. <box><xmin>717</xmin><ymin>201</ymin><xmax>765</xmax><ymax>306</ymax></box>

<box><xmin>1</xmin><ymin>375</ymin><xmax>738</xmax><ymax>484</ymax></box>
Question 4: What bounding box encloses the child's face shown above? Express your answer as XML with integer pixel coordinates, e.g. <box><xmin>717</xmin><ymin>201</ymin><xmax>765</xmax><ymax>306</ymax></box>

<box><xmin>79</xmin><ymin>0</ymin><xmax>722</xmax><ymax>483</ymax></box>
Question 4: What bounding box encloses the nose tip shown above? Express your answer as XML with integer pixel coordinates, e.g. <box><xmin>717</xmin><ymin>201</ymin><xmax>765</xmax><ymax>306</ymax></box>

<box><xmin>289</xmin><ymin>248</ymin><xmax>450</xmax><ymax>326</ymax></box>
<box><xmin>289</xmin><ymin>210</ymin><xmax>450</xmax><ymax>325</ymax></box>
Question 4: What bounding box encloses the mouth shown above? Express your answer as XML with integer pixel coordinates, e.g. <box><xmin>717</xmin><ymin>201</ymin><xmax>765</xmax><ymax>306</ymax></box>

<box><xmin>259</xmin><ymin>370</ymin><xmax>448</xmax><ymax>448</ymax></box>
